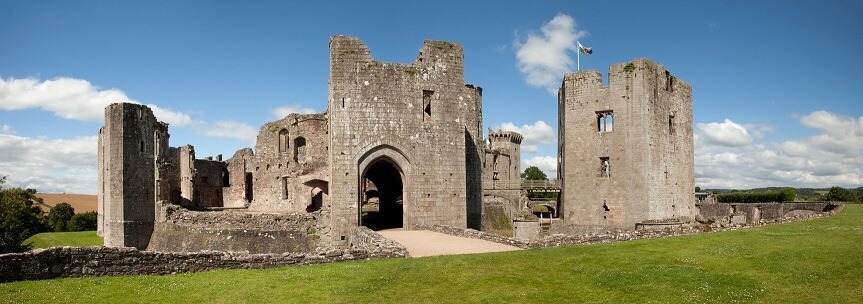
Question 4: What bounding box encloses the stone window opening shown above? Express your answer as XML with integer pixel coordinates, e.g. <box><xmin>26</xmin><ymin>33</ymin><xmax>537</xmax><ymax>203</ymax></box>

<box><xmin>422</xmin><ymin>90</ymin><xmax>433</xmax><ymax>122</ymax></box>
<box><xmin>140</xmin><ymin>141</ymin><xmax>145</xmax><ymax>153</ymax></box>
<box><xmin>281</xmin><ymin>177</ymin><xmax>289</xmax><ymax>199</ymax></box>
<box><xmin>278</xmin><ymin>129</ymin><xmax>289</xmax><ymax>153</ymax></box>
<box><xmin>599</xmin><ymin>157</ymin><xmax>611</xmax><ymax>178</ymax></box>
<box><xmin>596</xmin><ymin>111</ymin><xmax>613</xmax><ymax>132</ymax></box>
<box><xmin>665</xmin><ymin>71</ymin><xmax>675</xmax><ymax>92</ymax></box>
<box><xmin>602</xmin><ymin>201</ymin><xmax>610</xmax><ymax>219</ymax></box>
<box><xmin>668</xmin><ymin>115</ymin><xmax>675</xmax><ymax>135</ymax></box>
<box><xmin>341</xmin><ymin>97</ymin><xmax>345</xmax><ymax>108</ymax></box>
<box><xmin>294</xmin><ymin>137</ymin><xmax>307</xmax><ymax>164</ymax></box>
<box><xmin>221</xmin><ymin>169</ymin><xmax>229</xmax><ymax>187</ymax></box>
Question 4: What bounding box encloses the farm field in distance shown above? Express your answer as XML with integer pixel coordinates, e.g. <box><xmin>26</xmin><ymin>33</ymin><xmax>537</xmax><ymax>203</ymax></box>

<box><xmin>1</xmin><ymin>205</ymin><xmax>861</xmax><ymax>303</ymax></box>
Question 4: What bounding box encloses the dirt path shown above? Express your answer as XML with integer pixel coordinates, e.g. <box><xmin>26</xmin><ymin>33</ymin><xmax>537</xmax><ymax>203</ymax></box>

<box><xmin>376</xmin><ymin>229</ymin><xmax>522</xmax><ymax>258</ymax></box>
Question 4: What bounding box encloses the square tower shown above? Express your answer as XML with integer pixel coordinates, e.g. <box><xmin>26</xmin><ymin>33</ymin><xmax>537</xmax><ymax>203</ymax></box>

<box><xmin>558</xmin><ymin>58</ymin><xmax>695</xmax><ymax>230</ymax></box>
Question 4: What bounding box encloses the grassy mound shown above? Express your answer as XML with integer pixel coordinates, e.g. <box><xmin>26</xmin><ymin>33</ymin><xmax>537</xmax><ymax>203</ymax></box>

<box><xmin>2</xmin><ymin>206</ymin><xmax>862</xmax><ymax>303</ymax></box>
<box><xmin>23</xmin><ymin>231</ymin><xmax>103</xmax><ymax>249</ymax></box>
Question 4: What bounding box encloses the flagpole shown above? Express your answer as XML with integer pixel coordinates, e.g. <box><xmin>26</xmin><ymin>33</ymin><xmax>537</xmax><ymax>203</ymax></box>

<box><xmin>577</xmin><ymin>41</ymin><xmax>581</xmax><ymax>71</ymax></box>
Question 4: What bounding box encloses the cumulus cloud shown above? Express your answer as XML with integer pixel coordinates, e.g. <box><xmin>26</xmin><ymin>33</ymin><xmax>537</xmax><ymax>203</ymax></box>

<box><xmin>271</xmin><ymin>104</ymin><xmax>317</xmax><ymax>119</ymax></box>
<box><xmin>523</xmin><ymin>155</ymin><xmax>558</xmax><ymax>178</ymax></box>
<box><xmin>0</xmin><ymin>76</ymin><xmax>259</xmax><ymax>142</ymax></box>
<box><xmin>696</xmin><ymin>119</ymin><xmax>753</xmax><ymax>147</ymax></box>
<box><xmin>0</xmin><ymin>134</ymin><xmax>98</xmax><ymax>194</ymax></box>
<box><xmin>0</xmin><ymin>125</ymin><xmax>14</xmax><ymax>135</ymax></box>
<box><xmin>496</xmin><ymin>120</ymin><xmax>556</xmax><ymax>153</ymax></box>
<box><xmin>695</xmin><ymin>111</ymin><xmax>863</xmax><ymax>189</ymax></box>
<box><xmin>0</xmin><ymin>76</ymin><xmax>192</xmax><ymax>126</ymax></box>
<box><xmin>193</xmin><ymin>120</ymin><xmax>258</xmax><ymax>144</ymax></box>
<box><xmin>514</xmin><ymin>13</ymin><xmax>587</xmax><ymax>94</ymax></box>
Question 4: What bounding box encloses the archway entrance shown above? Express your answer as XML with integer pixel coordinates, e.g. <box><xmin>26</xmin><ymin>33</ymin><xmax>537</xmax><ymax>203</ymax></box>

<box><xmin>360</xmin><ymin>158</ymin><xmax>404</xmax><ymax>230</ymax></box>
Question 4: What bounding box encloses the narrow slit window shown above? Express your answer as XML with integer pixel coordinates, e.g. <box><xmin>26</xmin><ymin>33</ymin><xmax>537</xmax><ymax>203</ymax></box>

<box><xmin>668</xmin><ymin>115</ymin><xmax>675</xmax><ymax>135</ymax></box>
<box><xmin>596</xmin><ymin>111</ymin><xmax>614</xmax><ymax>132</ymax></box>
<box><xmin>599</xmin><ymin>157</ymin><xmax>610</xmax><ymax>178</ymax></box>
<box><xmin>422</xmin><ymin>90</ymin><xmax>433</xmax><ymax>122</ymax></box>
<box><xmin>341</xmin><ymin>97</ymin><xmax>345</xmax><ymax>108</ymax></box>
<box><xmin>140</xmin><ymin>141</ymin><xmax>145</xmax><ymax>152</ymax></box>
<box><xmin>278</xmin><ymin>129</ymin><xmax>289</xmax><ymax>153</ymax></box>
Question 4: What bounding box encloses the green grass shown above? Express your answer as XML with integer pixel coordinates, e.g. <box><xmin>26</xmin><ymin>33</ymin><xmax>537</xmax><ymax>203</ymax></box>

<box><xmin>4</xmin><ymin>206</ymin><xmax>863</xmax><ymax>303</ymax></box>
<box><xmin>23</xmin><ymin>231</ymin><xmax>103</xmax><ymax>249</ymax></box>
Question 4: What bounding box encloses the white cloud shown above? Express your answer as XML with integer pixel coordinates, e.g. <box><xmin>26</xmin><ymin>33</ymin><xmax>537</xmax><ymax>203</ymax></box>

<box><xmin>514</xmin><ymin>13</ymin><xmax>587</xmax><ymax>94</ymax></box>
<box><xmin>695</xmin><ymin>111</ymin><xmax>863</xmax><ymax>189</ymax></box>
<box><xmin>193</xmin><ymin>120</ymin><xmax>258</xmax><ymax>144</ymax></box>
<box><xmin>0</xmin><ymin>125</ymin><xmax>14</xmax><ymax>135</ymax></box>
<box><xmin>0</xmin><ymin>76</ymin><xmax>192</xmax><ymax>126</ymax></box>
<box><xmin>496</xmin><ymin>120</ymin><xmax>556</xmax><ymax>153</ymax></box>
<box><xmin>523</xmin><ymin>155</ymin><xmax>558</xmax><ymax>179</ymax></box>
<box><xmin>0</xmin><ymin>134</ymin><xmax>98</xmax><ymax>194</ymax></box>
<box><xmin>696</xmin><ymin>119</ymin><xmax>753</xmax><ymax>147</ymax></box>
<box><xmin>271</xmin><ymin>104</ymin><xmax>317</xmax><ymax>119</ymax></box>
<box><xmin>0</xmin><ymin>76</ymin><xmax>258</xmax><ymax>142</ymax></box>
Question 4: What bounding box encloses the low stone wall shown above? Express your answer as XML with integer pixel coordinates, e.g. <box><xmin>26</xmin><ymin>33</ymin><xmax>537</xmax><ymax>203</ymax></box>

<box><xmin>147</xmin><ymin>205</ymin><xmax>326</xmax><ymax>253</ymax></box>
<box><xmin>349</xmin><ymin>226</ymin><xmax>409</xmax><ymax>258</ymax></box>
<box><xmin>0</xmin><ymin>228</ymin><xmax>406</xmax><ymax>283</ymax></box>
<box><xmin>696</xmin><ymin>202</ymin><xmax>838</xmax><ymax>224</ymax></box>
<box><xmin>425</xmin><ymin>206</ymin><xmax>843</xmax><ymax>249</ymax></box>
<box><xmin>416</xmin><ymin>224</ymin><xmax>531</xmax><ymax>249</ymax></box>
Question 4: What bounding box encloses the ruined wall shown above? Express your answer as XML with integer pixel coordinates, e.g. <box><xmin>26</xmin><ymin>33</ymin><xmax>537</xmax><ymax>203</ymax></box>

<box><xmin>558</xmin><ymin>58</ymin><xmax>695</xmax><ymax>229</ymax></box>
<box><xmin>327</xmin><ymin>36</ymin><xmax>483</xmax><ymax>244</ymax></box>
<box><xmin>696</xmin><ymin>202</ymin><xmax>838</xmax><ymax>224</ymax></box>
<box><xmin>147</xmin><ymin>205</ymin><xmax>321</xmax><ymax>253</ymax></box>
<box><xmin>223</xmin><ymin>148</ymin><xmax>254</xmax><ymax>208</ymax></box>
<box><xmin>249</xmin><ymin>113</ymin><xmax>329</xmax><ymax>213</ymax></box>
<box><xmin>192</xmin><ymin>159</ymin><xmax>227</xmax><ymax>207</ymax></box>
<box><xmin>98</xmin><ymin>103</ymin><xmax>158</xmax><ymax>249</ymax></box>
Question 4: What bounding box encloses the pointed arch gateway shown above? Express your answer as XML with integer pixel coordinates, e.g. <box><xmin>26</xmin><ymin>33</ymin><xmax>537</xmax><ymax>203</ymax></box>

<box><xmin>357</xmin><ymin>145</ymin><xmax>411</xmax><ymax>230</ymax></box>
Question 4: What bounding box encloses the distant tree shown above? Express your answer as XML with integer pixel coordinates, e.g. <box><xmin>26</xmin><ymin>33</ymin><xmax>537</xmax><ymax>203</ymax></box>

<box><xmin>695</xmin><ymin>187</ymin><xmax>702</xmax><ymax>192</ymax></box>
<box><xmin>521</xmin><ymin>166</ymin><xmax>548</xmax><ymax>181</ymax></box>
<box><xmin>25</xmin><ymin>188</ymin><xmax>37</xmax><ymax>194</ymax></box>
<box><xmin>824</xmin><ymin>187</ymin><xmax>859</xmax><ymax>202</ymax></box>
<box><xmin>68</xmin><ymin>211</ymin><xmax>97</xmax><ymax>232</ymax></box>
<box><xmin>48</xmin><ymin>203</ymin><xmax>75</xmax><ymax>232</ymax></box>
<box><xmin>1</xmin><ymin>179</ymin><xmax>50</xmax><ymax>253</ymax></box>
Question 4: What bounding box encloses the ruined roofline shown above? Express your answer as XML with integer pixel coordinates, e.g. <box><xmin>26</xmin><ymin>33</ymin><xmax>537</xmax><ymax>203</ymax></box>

<box><xmin>560</xmin><ymin>57</ymin><xmax>691</xmax><ymax>90</ymax></box>
<box><xmin>488</xmin><ymin>130</ymin><xmax>523</xmax><ymax>144</ymax></box>
<box><xmin>329</xmin><ymin>35</ymin><xmax>465</xmax><ymax>72</ymax></box>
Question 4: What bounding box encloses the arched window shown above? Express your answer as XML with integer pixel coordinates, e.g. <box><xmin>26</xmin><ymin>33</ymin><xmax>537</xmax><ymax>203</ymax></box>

<box><xmin>278</xmin><ymin>129</ymin><xmax>289</xmax><ymax>153</ymax></box>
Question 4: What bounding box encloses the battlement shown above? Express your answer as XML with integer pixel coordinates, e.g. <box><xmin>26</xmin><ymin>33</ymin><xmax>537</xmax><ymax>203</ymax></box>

<box><xmin>488</xmin><ymin>130</ymin><xmax>523</xmax><ymax>144</ymax></box>
<box><xmin>562</xmin><ymin>58</ymin><xmax>691</xmax><ymax>96</ymax></box>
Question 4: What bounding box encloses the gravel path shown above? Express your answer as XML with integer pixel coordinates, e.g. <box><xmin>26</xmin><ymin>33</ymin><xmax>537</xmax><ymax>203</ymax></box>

<box><xmin>376</xmin><ymin>229</ymin><xmax>522</xmax><ymax>258</ymax></box>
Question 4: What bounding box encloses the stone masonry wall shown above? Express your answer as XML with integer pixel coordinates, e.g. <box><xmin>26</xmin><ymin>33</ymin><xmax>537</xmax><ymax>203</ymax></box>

<box><xmin>147</xmin><ymin>205</ymin><xmax>327</xmax><ymax>253</ymax></box>
<box><xmin>249</xmin><ymin>113</ymin><xmax>329</xmax><ymax>213</ymax></box>
<box><xmin>327</xmin><ymin>36</ymin><xmax>483</xmax><ymax>244</ymax></box>
<box><xmin>558</xmin><ymin>58</ymin><xmax>695</xmax><ymax>229</ymax></box>
<box><xmin>0</xmin><ymin>227</ymin><xmax>406</xmax><ymax>283</ymax></box>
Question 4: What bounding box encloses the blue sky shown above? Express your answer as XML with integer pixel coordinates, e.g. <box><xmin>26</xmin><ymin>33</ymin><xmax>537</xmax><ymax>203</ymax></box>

<box><xmin>1</xmin><ymin>0</ymin><xmax>862</xmax><ymax>194</ymax></box>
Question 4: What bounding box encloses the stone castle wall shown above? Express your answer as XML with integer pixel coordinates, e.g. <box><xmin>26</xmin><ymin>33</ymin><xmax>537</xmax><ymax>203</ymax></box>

<box><xmin>326</xmin><ymin>36</ymin><xmax>484</xmax><ymax>243</ymax></box>
<box><xmin>558</xmin><ymin>58</ymin><xmax>695</xmax><ymax>229</ymax></box>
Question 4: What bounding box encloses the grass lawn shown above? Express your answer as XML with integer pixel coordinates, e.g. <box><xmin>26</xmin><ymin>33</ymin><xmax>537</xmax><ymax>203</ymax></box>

<box><xmin>3</xmin><ymin>206</ymin><xmax>863</xmax><ymax>303</ymax></box>
<box><xmin>23</xmin><ymin>231</ymin><xmax>103</xmax><ymax>249</ymax></box>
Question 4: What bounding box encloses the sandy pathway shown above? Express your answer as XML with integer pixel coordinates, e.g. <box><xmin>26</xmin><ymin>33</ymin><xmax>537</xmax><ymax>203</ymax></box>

<box><xmin>376</xmin><ymin>229</ymin><xmax>522</xmax><ymax>258</ymax></box>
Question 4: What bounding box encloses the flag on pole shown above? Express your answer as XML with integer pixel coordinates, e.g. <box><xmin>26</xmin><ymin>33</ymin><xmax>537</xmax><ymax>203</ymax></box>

<box><xmin>577</xmin><ymin>41</ymin><xmax>593</xmax><ymax>54</ymax></box>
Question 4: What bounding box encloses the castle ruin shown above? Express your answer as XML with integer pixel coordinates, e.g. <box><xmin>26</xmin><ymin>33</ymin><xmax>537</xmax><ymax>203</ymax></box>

<box><xmin>98</xmin><ymin>36</ymin><xmax>522</xmax><ymax>249</ymax></box>
<box><xmin>557</xmin><ymin>58</ymin><xmax>696</xmax><ymax>231</ymax></box>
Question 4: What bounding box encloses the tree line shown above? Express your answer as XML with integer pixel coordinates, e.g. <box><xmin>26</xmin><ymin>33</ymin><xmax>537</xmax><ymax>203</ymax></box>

<box><xmin>0</xmin><ymin>176</ymin><xmax>97</xmax><ymax>253</ymax></box>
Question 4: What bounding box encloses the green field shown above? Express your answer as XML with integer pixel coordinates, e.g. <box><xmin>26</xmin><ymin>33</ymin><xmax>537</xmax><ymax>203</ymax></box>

<box><xmin>23</xmin><ymin>231</ymin><xmax>103</xmax><ymax>249</ymax></box>
<box><xmin>3</xmin><ymin>206</ymin><xmax>863</xmax><ymax>303</ymax></box>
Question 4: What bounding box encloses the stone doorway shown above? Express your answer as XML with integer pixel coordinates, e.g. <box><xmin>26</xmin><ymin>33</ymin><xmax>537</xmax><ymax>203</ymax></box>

<box><xmin>360</xmin><ymin>157</ymin><xmax>404</xmax><ymax>230</ymax></box>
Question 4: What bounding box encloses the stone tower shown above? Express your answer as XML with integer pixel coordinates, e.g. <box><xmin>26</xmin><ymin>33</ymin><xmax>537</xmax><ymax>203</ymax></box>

<box><xmin>97</xmin><ymin>103</ymin><xmax>163</xmax><ymax>249</ymax></box>
<box><xmin>558</xmin><ymin>58</ymin><xmax>695</xmax><ymax>230</ymax></box>
<box><xmin>326</xmin><ymin>36</ymin><xmax>484</xmax><ymax>244</ymax></box>
<box><xmin>487</xmin><ymin>130</ymin><xmax>523</xmax><ymax>182</ymax></box>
